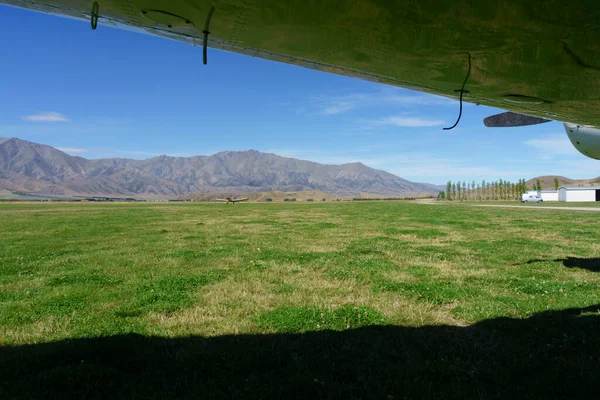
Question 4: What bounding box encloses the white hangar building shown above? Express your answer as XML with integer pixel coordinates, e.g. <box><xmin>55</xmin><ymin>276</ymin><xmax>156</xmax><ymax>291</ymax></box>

<box><xmin>558</xmin><ymin>186</ymin><xmax>600</xmax><ymax>202</ymax></box>
<box><xmin>539</xmin><ymin>190</ymin><xmax>559</xmax><ymax>202</ymax></box>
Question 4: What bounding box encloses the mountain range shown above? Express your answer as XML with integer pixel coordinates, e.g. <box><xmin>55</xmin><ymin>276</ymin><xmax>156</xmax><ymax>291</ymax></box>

<box><xmin>0</xmin><ymin>137</ymin><xmax>442</xmax><ymax>198</ymax></box>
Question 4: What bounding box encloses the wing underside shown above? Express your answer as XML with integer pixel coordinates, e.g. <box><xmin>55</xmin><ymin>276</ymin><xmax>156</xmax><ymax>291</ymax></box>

<box><xmin>3</xmin><ymin>0</ymin><xmax>600</xmax><ymax>126</ymax></box>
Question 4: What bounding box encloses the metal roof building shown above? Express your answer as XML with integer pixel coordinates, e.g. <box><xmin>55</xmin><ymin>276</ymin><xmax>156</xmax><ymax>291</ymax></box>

<box><xmin>558</xmin><ymin>186</ymin><xmax>600</xmax><ymax>202</ymax></box>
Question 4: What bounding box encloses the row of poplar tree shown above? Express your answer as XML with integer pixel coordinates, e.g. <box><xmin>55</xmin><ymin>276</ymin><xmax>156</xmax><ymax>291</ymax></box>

<box><xmin>440</xmin><ymin>179</ymin><xmax>534</xmax><ymax>201</ymax></box>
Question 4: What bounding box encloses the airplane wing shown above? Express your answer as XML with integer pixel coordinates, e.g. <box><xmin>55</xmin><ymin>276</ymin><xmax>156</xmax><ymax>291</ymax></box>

<box><xmin>236</xmin><ymin>198</ymin><xmax>249</xmax><ymax>202</ymax></box>
<box><xmin>2</xmin><ymin>0</ymin><xmax>600</xmax><ymax>127</ymax></box>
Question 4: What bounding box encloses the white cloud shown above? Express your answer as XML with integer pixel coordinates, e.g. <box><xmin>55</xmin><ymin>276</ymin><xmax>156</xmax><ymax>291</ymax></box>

<box><xmin>320</xmin><ymin>103</ymin><xmax>356</xmax><ymax>115</ymax></box>
<box><xmin>523</xmin><ymin>135</ymin><xmax>579</xmax><ymax>157</ymax></box>
<box><xmin>315</xmin><ymin>94</ymin><xmax>368</xmax><ymax>115</ymax></box>
<box><xmin>352</xmin><ymin>115</ymin><xmax>445</xmax><ymax>130</ymax></box>
<box><xmin>381</xmin><ymin>94</ymin><xmax>455</xmax><ymax>106</ymax></box>
<box><xmin>369</xmin><ymin>116</ymin><xmax>445</xmax><ymax>128</ymax></box>
<box><xmin>369</xmin><ymin>153</ymin><xmax>528</xmax><ymax>182</ymax></box>
<box><xmin>387</xmin><ymin>163</ymin><xmax>524</xmax><ymax>182</ymax></box>
<box><xmin>22</xmin><ymin>112</ymin><xmax>69</xmax><ymax>122</ymax></box>
<box><xmin>521</xmin><ymin>134</ymin><xmax>600</xmax><ymax>178</ymax></box>
<box><xmin>312</xmin><ymin>91</ymin><xmax>455</xmax><ymax>116</ymax></box>
<box><xmin>57</xmin><ymin>147</ymin><xmax>86</xmax><ymax>155</ymax></box>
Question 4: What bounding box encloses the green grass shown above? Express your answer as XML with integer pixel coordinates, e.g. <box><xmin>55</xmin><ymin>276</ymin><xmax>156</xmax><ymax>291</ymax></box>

<box><xmin>458</xmin><ymin>200</ymin><xmax>600</xmax><ymax>208</ymax></box>
<box><xmin>1</xmin><ymin>201</ymin><xmax>599</xmax><ymax>398</ymax></box>
<box><xmin>255</xmin><ymin>305</ymin><xmax>389</xmax><ymax>333</ymax></box>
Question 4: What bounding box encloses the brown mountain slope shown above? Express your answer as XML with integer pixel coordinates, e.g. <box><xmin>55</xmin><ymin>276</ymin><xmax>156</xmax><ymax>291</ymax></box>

<box><xmin>527</xmin><ymin>175</ymin><xmax>600</xmax><ymax>190</ymax></box>
<box><xmin>0</xmin><ymin>138</ymin><xmax>442</xmax><ymax>198</ymax></box>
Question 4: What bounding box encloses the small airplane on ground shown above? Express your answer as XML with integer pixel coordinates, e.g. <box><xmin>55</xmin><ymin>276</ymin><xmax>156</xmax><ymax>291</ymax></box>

<box><xmin>216</xmin><ymin>197</ymin><xmax>249</xmax><ymax>204</ymax></box>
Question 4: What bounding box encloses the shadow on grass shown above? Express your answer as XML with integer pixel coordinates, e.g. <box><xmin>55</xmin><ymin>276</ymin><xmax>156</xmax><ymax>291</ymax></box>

<box><xmin>2</xmin><ymin>305</ymin><xmax>600</xmax><ymax>399</ymax></box>
<box><xmin>562</xmin><ymin>257</ymin><xmax>600</xmax><ymax>272</ymax></box>
<box><xmin>526</xmin><ymin>257</ymin><xmax>600</xmax><ymax>272</ymax></box>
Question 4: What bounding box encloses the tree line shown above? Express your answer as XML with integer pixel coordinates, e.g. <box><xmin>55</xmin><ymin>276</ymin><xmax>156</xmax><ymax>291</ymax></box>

<box><xmin>439</xmin><ymin>179</ymin><xmax>531</xmax><ymax>201</ymax></box>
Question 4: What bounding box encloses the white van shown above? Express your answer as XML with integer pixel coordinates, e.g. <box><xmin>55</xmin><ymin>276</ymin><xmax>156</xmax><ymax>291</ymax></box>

<box><xmin>521</xmin><ymin>194</ymin><xmax>543</xmax><ymax>203</ymax></box>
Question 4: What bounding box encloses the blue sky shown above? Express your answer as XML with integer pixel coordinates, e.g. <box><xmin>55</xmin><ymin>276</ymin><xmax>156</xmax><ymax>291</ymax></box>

<box><xmin>2</xmin><ymin>5</ymin><xmax>599</xmax><ymax>185</ymax></box>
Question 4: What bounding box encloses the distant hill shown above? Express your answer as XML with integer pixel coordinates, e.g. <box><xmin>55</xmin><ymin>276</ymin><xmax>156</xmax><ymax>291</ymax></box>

<box><xmin>527</xmin><ymin>175</ymin><xmax>600</xmax><ymax>190</ymax></box>
<box><xmin>0</xmin><ymin>137</ymin><xmax>442</xmax><ymax>198</ymax></box>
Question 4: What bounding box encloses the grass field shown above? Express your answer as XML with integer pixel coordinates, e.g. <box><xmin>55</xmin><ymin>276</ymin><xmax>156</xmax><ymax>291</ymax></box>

<box><xmin>474</xmin><ymin>201</ymin><xmax>600</xmax><ymax>208</ymax></box>
<box><xmin>1</xmin><ymin>202</ymin><xmax>599</xmax><ymax>398</ymax></box>
<box><xmin>432</xmin><ymin>200</ymin><xmax>600</xmax><ymax>208</ymax></box>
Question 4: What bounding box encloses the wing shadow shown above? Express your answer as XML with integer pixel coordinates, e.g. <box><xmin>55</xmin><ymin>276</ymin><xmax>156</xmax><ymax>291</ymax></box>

<box><xmin>2</xmin><ymin>304</ymin><xmax>600</xmax><ymax>399</ymax></box>
<box><xmin>525</xmin><ymin>257</ymin><xmax>600</xmax><ymax>272</ymax></box>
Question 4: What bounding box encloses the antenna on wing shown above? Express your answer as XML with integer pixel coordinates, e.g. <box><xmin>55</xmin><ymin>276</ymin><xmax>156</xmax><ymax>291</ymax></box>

<box><xmin>444</xmin><ymin>52</ymin><xmax>471</xmax><ymax>131</ymax></box>
<box><xmin>90</xmin><ymin>1</ymin><xmax>99</xmax><ymax>30</ymax></box>
<box><xmin>203</xmin><ymin>6</ymin><xmax>216</xmax><ymax>65</ymax></box>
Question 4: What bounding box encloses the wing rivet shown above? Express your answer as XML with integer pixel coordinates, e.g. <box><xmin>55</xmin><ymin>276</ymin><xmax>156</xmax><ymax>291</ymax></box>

<box><xmin>91</xmin><ymin>1</ymin><xmax>99</xmax><ymax>30</ymax></box>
